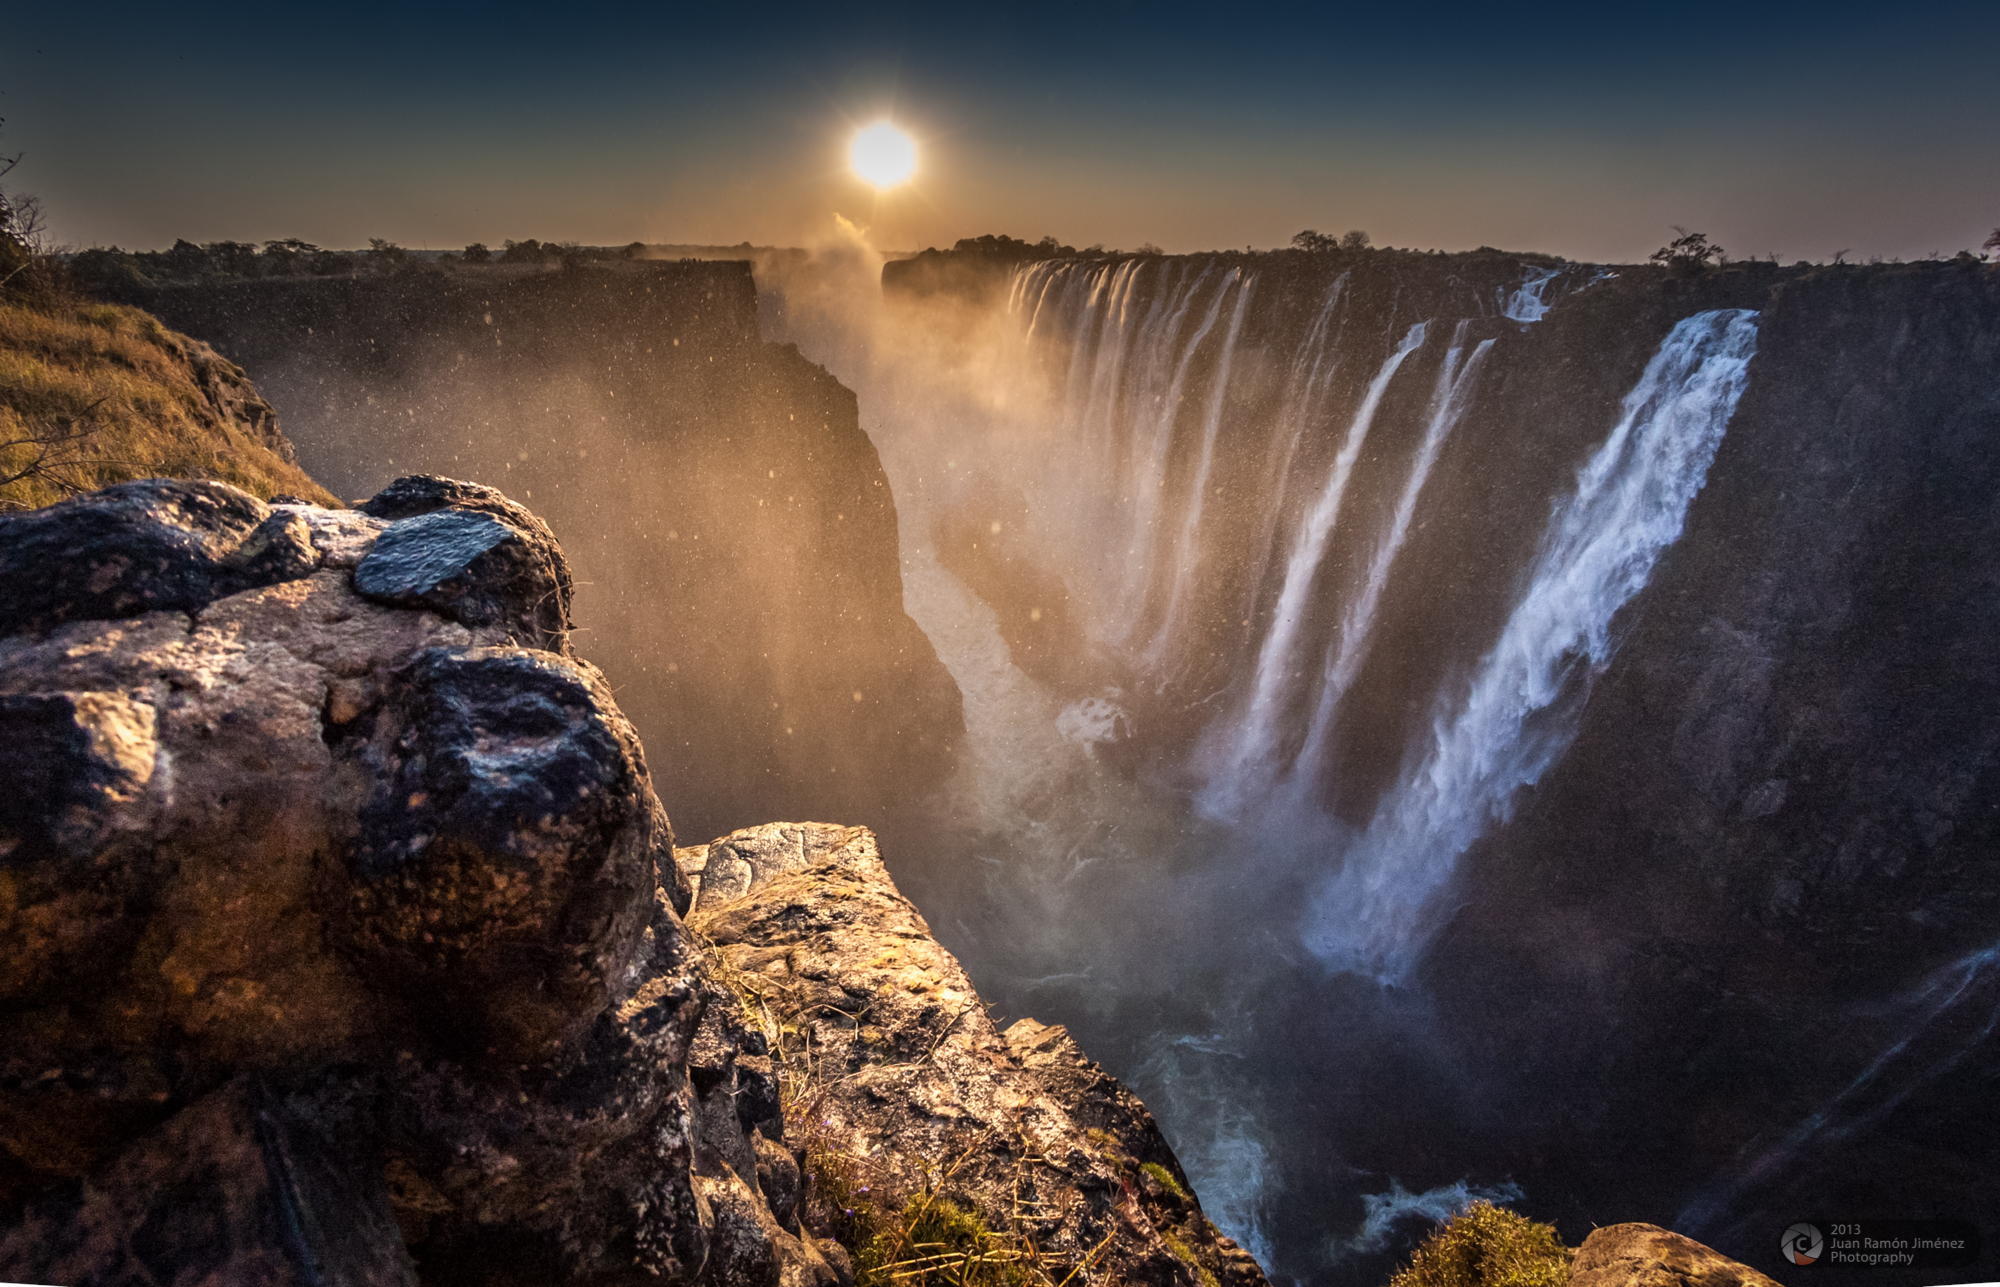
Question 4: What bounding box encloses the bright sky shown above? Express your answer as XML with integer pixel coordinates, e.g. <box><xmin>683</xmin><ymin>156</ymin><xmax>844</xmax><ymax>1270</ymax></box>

<box><xmin>6</xmin><ymin>0</ymin><xmax>1996</xmax><ymax>262</ymax></box>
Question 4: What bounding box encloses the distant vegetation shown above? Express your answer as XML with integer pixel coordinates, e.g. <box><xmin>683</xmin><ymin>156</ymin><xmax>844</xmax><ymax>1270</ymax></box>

<box><xmin>1291</xmin><ymin>228</ymin><xmax>1372</xmax><ymax>252</ymax></box>
<box><xmin>60</xmin><ymin>236</ymin><xmax>774</xmax><ymax>292</ymax></box>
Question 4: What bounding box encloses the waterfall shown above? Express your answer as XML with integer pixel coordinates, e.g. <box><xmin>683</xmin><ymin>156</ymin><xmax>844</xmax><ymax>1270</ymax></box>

<box><xmin>1500</xmin><ymin>265</ymin><xmax>1563</xmax><ymax>323</ymax></box>
<box><xmin>1005</xmin><ymin>260</ymin><xmax>1264</xmax><ymax>646</ymax></box>
<box><xmin>1144</xmin><ymin>272</ymin><xmax>1257</xmax><ymax>662</ymax></box>
<box><xmin>1115</xmin><ymin>267</ymin><xmax>1243</xmax><ymax>637</ymax></box>
<box><xmin>1194</xmin><ymin>321</ymin><xmax>1430</xmax><ymax>821</ymax></box>
<box><xmin>1303</xmin><ymin>308</ymin><xmax>1761</xmax><ymax>982</ymax></box>
<box><xmin>1288</xmin><ymin>323</ymin><xmax>1496</xmax><ymax>788</ymax></box>
<box><xmin>1235</xmin><ymin>274</ymin><xmax>1352</xmax><ymax>624</ymax></box>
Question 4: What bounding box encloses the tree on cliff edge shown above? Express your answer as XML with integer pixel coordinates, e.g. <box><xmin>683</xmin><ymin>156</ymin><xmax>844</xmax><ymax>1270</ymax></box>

<box><xmin>1651</xmin><ymin>227</ymin><xmax>1725</xmax><ymax>272</ymax></box>
<box><xmin>0</xmin><ymin>119</ymin><xmax>50</xmax><ymax>296</ymax></box>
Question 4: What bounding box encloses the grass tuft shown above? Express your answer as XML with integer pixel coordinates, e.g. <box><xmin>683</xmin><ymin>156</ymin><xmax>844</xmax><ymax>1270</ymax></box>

<box><xmin>1140</xmin><ymin>1162</ymin><xmax>1191</xmax><ymax>1203</ymax></box>
<box><xmin>1387</xmin><ymin>1201</ymin><xmax>1572</xmax><ymax>1287</ymax></box>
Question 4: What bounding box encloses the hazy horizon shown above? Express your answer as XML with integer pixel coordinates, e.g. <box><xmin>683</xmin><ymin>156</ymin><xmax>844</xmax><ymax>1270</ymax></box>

<box><xmin>7</xmin><ymin>0</ymin><xmax>1998</xmax><ymax>265</ymax></box>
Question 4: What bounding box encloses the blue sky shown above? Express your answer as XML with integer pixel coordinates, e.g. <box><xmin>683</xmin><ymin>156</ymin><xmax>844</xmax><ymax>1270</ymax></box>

<box><xmin>6</xmin><ymin>0</ymin><xmax>1996</xmax><ymax>261</ymax></box>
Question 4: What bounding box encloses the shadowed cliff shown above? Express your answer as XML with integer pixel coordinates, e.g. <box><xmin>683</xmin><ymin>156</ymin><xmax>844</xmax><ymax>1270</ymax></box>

<box><xmin>871</xmin><ymin>245</ymin><xmax>2000</xmax><ymax>1285</ymax></box>
<box><xmin>104</xmin><ymin>263</ymin><xmax>962</xmax><ymax>844</ymax></box>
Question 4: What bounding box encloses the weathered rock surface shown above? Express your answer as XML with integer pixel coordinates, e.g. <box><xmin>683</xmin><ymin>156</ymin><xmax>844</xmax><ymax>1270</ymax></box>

<box><xmin>1</xmin><ymin>476</ymin><xmax>1257</xmax><ymax>1287</ymax></box>
<box><xmin>0</xmin><ymin>477</ymin><xmax>832</xmax><ymax>1286</ymax></box>
<box><xmin>1570</xmin><ymin>1224</ymin><xmax>1784</xmax><ymax>1287</ymax></box>
<box><xmin>684</xmin><ymin>822</ymin><xmax>1266</xmax><ymax>1287</ymax></box>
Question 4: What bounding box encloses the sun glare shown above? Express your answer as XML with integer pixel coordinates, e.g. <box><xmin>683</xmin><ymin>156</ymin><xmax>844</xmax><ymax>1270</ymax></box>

<box><xmin>849</xmin><ymin>121</ymin><xmax>917</xmax><ymax>189</ymax></box>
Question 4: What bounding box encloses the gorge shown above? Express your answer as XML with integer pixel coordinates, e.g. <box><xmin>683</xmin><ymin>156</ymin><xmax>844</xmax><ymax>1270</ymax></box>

<box><xmin>94</xmin><ymin>246</ymin><xmax>2000</xmax><ymax>1286</ymax></box>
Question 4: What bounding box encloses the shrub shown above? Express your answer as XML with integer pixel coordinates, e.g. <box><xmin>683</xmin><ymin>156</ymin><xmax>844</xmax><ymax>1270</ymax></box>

<box><xmin>1387</xmin><ymin>1201</ymin><xmax>1571</xmax><ymax>1287</ymax></box>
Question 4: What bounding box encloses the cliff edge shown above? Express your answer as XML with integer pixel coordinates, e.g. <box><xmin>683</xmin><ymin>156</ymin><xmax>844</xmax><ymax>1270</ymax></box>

<box><xmin>0</xmin><ymin>295</ymin><xmax>332</xmax><ymax>510</ymax></box>
<box><xmin>0</xmin><ymin>475</ymin><xmax>1257</xmax><ymax>1287</ymax></box>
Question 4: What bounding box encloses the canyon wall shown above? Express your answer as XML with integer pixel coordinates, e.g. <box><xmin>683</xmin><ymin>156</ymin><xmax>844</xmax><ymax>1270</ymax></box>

<box><xmin>873</xmin><ymin>248</ymin><xmax>2000</xmax><ymax>1285</ymax></box>
<box><xmin>109</xmin><ymin>264</ymin><xmax>961</xmax><ymax>844</ymax></box>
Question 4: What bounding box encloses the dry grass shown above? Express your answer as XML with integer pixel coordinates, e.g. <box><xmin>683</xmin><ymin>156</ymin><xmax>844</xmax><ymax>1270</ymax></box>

<box><xmin>0</xmin><ymin>297</ymin><xmax>332</xmax><ymax>510</ymax></box>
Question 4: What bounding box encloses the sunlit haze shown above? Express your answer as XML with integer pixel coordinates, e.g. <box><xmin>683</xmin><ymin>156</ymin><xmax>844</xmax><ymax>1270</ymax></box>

<box><xmin>6</xmin><ymin>0</ymin><xmax>1996</xmax><ymax>260</ymax></box>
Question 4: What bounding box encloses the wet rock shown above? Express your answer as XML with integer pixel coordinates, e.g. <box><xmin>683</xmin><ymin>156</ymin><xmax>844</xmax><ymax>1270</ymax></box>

<box><xmin>353</xmin><ymin>475</ymin><xmax>572</xmax><ymax>649</ymax></box>
<box><xmin>354</xmin><ymin>509</ymin><xmax>569</xmax><ymax>648</ymax></box>
<box><xmin>0</xmin><ymin>479</ymin><xmax>319</xmax><ymax>636</ymax></box>
<box><xmin>689</xmin><ymin>822</ymin><xmax>1267</xmax><ymax>1287</ymax></box>
<box><xmin>1570</xmin><ymin>1223</ymin><xmax>1783</xmax><ymax>1287</ymax></box>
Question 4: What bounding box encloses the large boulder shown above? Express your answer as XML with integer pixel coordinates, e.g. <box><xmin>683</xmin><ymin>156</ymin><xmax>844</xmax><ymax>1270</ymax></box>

<box><xmin>0</xmin><ymin>477</ymin><xmax>831</xmax><ymax>1287</ymax></box>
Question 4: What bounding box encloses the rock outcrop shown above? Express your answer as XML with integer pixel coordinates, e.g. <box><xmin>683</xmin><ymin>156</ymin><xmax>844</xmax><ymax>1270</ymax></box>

<box><xmin>0</xmin><ymin>476</ymin><xmax>1256</xmax><ymax>1287</ymax></box>
<box><xmin>0</xmin><ymin>476</ymin><xmax>824</xmax><ymax>1285</ymax></box>
<box><xmin>1570</xmin><ymin>1224</ymin><xmax>1783</xmax><ymax>1287</ymax></box>
<box><xmin>683</xmin><ymin>822</ymin><xmax>1264</xmax><ymax>1287</ymax></box>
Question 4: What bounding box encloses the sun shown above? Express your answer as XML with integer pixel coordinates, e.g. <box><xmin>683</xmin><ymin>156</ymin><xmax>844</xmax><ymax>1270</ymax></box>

<box><xmin>849</xmin><ymin>121</ymin><xmax>917</xmax><ymax>190</ymax></box>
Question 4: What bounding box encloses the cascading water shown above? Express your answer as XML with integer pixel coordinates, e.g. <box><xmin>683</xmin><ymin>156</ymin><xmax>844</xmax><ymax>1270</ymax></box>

<box><xmin>1004</xmin><ymin>260</ymin><xmax>1263</xmax><ymax>651</ymax></box>
<box><xmin>1303</xmin><ymin>308</ymin><xmax>1761</xmax><ymax>981</ymax></box>
<box><xmin>1286</xmin><ymin>322</ymin><xmax>1495</xmax><ymax>795</ymax></box>
<box><xmin>1500</xmin><ymin>264</ymin><xmax>1562</xmax><ymax>322</ymax></box>
<box><xmin>1195</xmin><ymin>320</ymin><xmax>1428</xmax><ymax>820</ymax></box>
<box><xmin>785</xmin><ymin>251</ymin><xmax>1801</xmax><ymax>1282</ymax></box>
<box><xmin>1144</xmin><ymin>273</ymin><xmax>1257</xmax><ymax>663</ymax></box>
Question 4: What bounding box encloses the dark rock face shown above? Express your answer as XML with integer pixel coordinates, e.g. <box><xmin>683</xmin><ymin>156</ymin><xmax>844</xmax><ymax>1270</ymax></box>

<box><xmin>111</xmin><ymin>265</ymin><xmax>963</xmax><ymax>844</ymax></box>
<box><xmin>0</xmin><ymin>477</ymin><xmax>837</xmax><ymax>1286</ymax></box>
<box><xmin>347</xmin><ymin>645</ymin><xmax>666</xmax><ymax>1059</ymax></box>
<box><xmin>1421</xmin><ymin>264</ymin><xmax>2000</xmax><ymax>1275</ymax></box>
<box><xmin>0</xmin><ymin>1078</ymin><xmax>417</xmax><ymax>1287</ymax></box>
<box><xmin>683</xmin><ymin>823</ymin><xmax>1267</xmax><ymax>1287</ymax></box>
